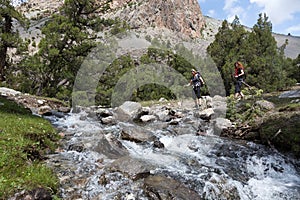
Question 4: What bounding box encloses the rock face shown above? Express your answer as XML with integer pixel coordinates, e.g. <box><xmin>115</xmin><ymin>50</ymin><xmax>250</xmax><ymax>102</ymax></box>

<box><xmin>18</xmin><ymin>0</ymin><xmax>205</xmax><ymax>39</ymax></box>
<box><xmin>108</xmin><ymin>0</ymin><xmax>205</xmax><ymax>38</ymax></box>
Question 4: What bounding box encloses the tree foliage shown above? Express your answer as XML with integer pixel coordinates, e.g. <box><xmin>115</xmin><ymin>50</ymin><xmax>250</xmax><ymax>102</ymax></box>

<box><xmin>0</xmin><ymin>0</ymin><xmax>27</xmax><ymax>81</ymax></box>
<box><xmin>207</xmin><ymin>14</ymin><xmax>296</xmax><ymax>95</ymax></box>
<box><xmin>19</xmin><ymin>0</ymin><xmax>112</xmax><ymax>99</ymax></box>
<box><xmin>207</xmin><ymin>16</ymin><xmax>248</xmax><ymax>95</ymax></box>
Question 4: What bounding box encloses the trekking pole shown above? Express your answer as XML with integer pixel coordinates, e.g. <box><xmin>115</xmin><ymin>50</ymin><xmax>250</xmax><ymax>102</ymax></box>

<box><xmin>241</xmin><ymin>81</ymin><xmax>252</xmax><ymax>88</ymax></box>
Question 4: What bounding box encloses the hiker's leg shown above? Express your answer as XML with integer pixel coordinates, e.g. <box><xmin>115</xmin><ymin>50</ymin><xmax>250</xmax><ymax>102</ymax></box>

<box><xmin>195</xmin><ymin>87</ymin><xmax>201</xmax><ymax>107</ymax></box>
<box><xmin>240</xmin><ymin>91</ymin><xmax>244</xmax><ymax>99</ymax></box>
<box><xmin>192</xmin><ymin>88</ymin><xmax>198</xmax><ymax>107</ymax></box>
<box><xmin>235</xmin><ymin>80</ymin><xmax>242</xmax><ymax>99</ymax></box>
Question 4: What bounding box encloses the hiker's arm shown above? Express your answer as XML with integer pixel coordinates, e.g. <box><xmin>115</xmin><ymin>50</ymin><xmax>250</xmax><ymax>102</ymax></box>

<box><xmin>239</xmin><ymin>69</ymin><xmax>245</xmax><ymax>76</ymax></box>
<box><xmin>238</xmin><ymin>69</ymin><xmax>245</xmax><ymax>77</ymax></box>
<box><xmin>199</xmin><ymin>76</ymin><xmax>205</xmax><ymax>85</ymax></box>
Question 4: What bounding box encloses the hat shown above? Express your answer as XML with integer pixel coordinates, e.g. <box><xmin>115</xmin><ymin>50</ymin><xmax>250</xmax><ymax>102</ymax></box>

<box><xmin>191</xmin><ymin>69</ymin><xmax>196</xmax><ymax>73</ymax></box>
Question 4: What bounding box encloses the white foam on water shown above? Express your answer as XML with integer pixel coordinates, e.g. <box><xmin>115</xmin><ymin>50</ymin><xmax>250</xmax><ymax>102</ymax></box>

<box><xmin>241</xmin><ymin>155</ymin><xmax>300</xmax><ymax>200</ymax></box>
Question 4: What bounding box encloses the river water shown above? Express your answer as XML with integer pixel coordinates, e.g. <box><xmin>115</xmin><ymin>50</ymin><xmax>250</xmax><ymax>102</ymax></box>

<box><xmin>45</xmin><ymin>107</ymin><xmax>300</xmax><ymax>200</ymax></box>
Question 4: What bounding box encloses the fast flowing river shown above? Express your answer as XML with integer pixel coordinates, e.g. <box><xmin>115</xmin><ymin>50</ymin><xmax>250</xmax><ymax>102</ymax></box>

<box><xmin>45</xmin><ymin>105</ymin><xmax>300</xmax><ymax>200</ymax></box>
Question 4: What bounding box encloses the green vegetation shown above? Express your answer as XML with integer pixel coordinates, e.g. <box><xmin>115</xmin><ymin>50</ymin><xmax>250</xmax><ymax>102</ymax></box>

<box><xmin>226</xmin><ymin>87</ymin><xmax>264</xmax><ymax>125</ymax></box>
<box><xmin>207</xmin><ymin>14</ymin><xmax>298</xmax><ymax>96</ymax></box>
<box><xmin>0</xmin><ymin>0</ymin><xmax>28</xmax><ymax>81</ymax></box>
<box><xmin>2</xmin><ymin>1</ymin><xmax>298</xmax><ymax>107</ymax></box>
<box><xmin>225</xmin><ymin>87</ymin><xmax>300</xmax><ymax>157</ymax></box>
<box><xmin>9</xmin><ymin>0</ymin><xmax>114</xmax><ymax>101</ymax></box>
<box><xmin>0</xmin><ymin>96</ymin><xmax>60</xmax><ymax>199</ymax></box>
<box><xmin>95</xmin><ymin>44</ymin><xmax>212</xmax><ymax>106</ymax></box>
<box><xmin>260</xmin><ymin>112</ymin><xmax>300</xmax><ymax>158</ymax></box>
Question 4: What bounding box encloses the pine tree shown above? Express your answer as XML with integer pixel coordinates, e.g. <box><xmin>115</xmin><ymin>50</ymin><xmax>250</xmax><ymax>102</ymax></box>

<box><xmin>21</xmin><ymin>0</ymin><xmax>112</xmax><ymax>98</ymax></box>
<box><xmin>208</xmin><ymin>13</ymin><xmax>295</xmax><ymax>94</ymax></box>
<box><xmin>291</xmin><ymin>54</ymin><xmax>300</xmax><ymax>82</ymax></box>
<box><xmin>0</xmin><ymin>0</ymin><xmax>26</xmax><ymax>81</ymax></box>
<box><xmin>207</xmin><ymin>16</ymin><xmax>248</xmax><ymax>95</ymax></box>
<box><xmin>243</xmin><ymin>13</ymin><xmax>294</xmax><ymax>91</ymax></box>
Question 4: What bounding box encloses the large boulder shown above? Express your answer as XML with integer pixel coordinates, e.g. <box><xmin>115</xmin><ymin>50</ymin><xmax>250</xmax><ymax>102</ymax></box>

<box><xmin>213</xmin><ymin>117</ymin><xmax>232</xmax><ymax>135</ymax></box>
<box><xmin>114</xmin><ymin>101</ymin><xmax>142</xmax><ymax>122</ymax></box>
<box><xmin>143</xmin><ymin>175</ymin><xmax>202</xmax><ymax>200</ymax></box>
<box><xmin>259</xmin><ymin>112</ymin><xmax>300</xmax><ymax>158</ymax></box>
<box><xmin>108</xmin><ymin>156</ymin><xmax>155</xmax><ymax>180</ymax></box>
<box><xmin>93</xmin><ymin>135</ymin><xmax>129</xmax><ymax>159</ymax></box>
<box><xmin>195</xmin><ymin>108</ymin><xmax>215</xmax><ymax>120</ymax></box>
<box><xmin>255</xmin><ymin>100</ymin><xmax>275</xmax><ymax>111</ymax></box>
<box><xmin>120</xmin><ymin>124</ymin><xmax>156</xmax><ymax>143</ymax></box>
<box><xmin>0</xmin><ymin>87</ymin><xmax>21</xmax><ymax>97</ymax></box>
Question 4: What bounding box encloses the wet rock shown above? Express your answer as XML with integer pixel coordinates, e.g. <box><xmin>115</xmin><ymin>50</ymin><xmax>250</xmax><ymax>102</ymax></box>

<box><xmin>153</xmin><ymin>139</ymin><xmax>164</xmax><ymax>148</ymax></box>
<box><xmin>93</xmin><ymin>135</ymin><xmax>129</xmax><ymax>159</ymax></box>
<box><xmin>140</xmin><ymin>114</ymin><xmax>157</xmax><ymax>122</ymax></box>
<box><xmin>279</xmin><ymin>89</ymin><xmax>300</xmax><ymax>98</ymax></box>
<box><xmin>115</xmin><ymin>101</ymin><xmax>142</xmax><ymax>121</ymax></box>
<box><xmin>169</xmin><ymin>119</ymin><xmax>180</xmax><ymax>125</ymax></box>
<box><xmin>101</xmin><ymin>116</ymin><xmax>117</xmax><ymax>125</ymax></box>
<box><xmin>213</xmin><ymin>117</ymin><xmax>232</xmax><ymax>134</ymax></box>
<box><xmin>120</xmin><ymin>125</ymin><xmax>155</xmax><ymax>143</ymax></box>
<box><xmin>203</xmin><ymin>175</ymin><xmax>241</xmax><ymax>200</ymax></box>
<box><xmin>155</xmin><ymin>109</ymin><xmax>171</xmax><ymax>122</ymax></box>
<box><xmin>68</xmin><ymin>143</ymin><xmax>85</xmax><ymax>152</ymax></box>
<box><xmin>51</xmin><ymin>110</ymin><xmax>65</xmax><ymax>118</ymax></box>
<box><xmin>108</xmin><ymin>156</ymin><xmax>155</xmax><ymax>180</ymax></box>
<box><xmin>143</xmin><ymin>175</ymin><xmax>201</xmax><ymax>200</ymax></box>
<box><xmin>96</xmin><ymin>108</ymin><xmax>113</xmax><ymax>118</ymax></box>
<box><xmin>195</xmin><ymin>108</ymin><xmax>214</xmax><ymax>120</ymax></box>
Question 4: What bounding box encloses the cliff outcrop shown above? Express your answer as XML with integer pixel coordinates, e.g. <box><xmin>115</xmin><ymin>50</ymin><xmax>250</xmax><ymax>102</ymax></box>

<box><xmin>107</xmin><ymin>0</ymin><xmax>205</xmax><ymax>38</ymax></box>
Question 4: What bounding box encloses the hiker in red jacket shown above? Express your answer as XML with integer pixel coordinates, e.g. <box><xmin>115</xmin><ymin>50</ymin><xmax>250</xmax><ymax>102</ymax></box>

<box><xmin>234</xmin><ymin>61</ymin><xmax>245</xmax><ymax>99</ymax></box>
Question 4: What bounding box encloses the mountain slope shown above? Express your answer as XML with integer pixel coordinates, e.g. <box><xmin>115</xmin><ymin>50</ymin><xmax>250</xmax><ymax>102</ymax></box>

<box><xmin>16</xmin><ymin>0</ymin><xmax>300</xmax><ymax>59</ymax></box>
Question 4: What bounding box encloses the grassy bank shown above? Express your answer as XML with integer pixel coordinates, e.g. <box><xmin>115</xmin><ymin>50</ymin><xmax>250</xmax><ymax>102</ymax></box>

<box><xmin>0</xmin><ymin>96</ymin><xmax>60</xmax><ymax>199</ymax></box>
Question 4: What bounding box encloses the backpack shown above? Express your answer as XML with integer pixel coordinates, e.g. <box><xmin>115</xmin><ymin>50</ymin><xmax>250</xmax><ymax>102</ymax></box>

<box><xmin>196</xmin><ymin>72</ymin><xmax>204</xmax><ymax>86</ymax></box>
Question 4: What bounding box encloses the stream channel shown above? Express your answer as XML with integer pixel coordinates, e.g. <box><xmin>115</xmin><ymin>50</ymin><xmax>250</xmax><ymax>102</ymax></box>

<box><xmin>45</xmin><ymin>99</ymin><xmax>300</xmax><ymax>200</ymax></box>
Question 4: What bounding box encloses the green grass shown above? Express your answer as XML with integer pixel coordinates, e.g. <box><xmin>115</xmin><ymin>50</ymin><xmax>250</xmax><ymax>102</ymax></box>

<box><xmin>0</xmin><ymin>96</ymin><xmax>60</xmax><ymax>199</ymax></box>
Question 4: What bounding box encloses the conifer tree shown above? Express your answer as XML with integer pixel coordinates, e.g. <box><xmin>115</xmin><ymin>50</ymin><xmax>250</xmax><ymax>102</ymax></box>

<box><xmin>21</xmin><ymin>0</ymin><xmax>112</xmax><ymax>98</ymax></box>
<box><xmin>208</xmin><ymin>13</ymin><xmax>295</xmax><ymax>95</ymax></box>
<box><xmin>207</xmin><ymin>16</ymin><xmax>248</xmax><ymax>95</ymax></box>
<box><xmin>243</xmin><ymin>13</ymin><xmax>293</xmax><ymax>91</ymax></box>
<box><xmin>0</xmin><ymin>0</ymin><xmax>26</xmax><ymax>81</ymax></box>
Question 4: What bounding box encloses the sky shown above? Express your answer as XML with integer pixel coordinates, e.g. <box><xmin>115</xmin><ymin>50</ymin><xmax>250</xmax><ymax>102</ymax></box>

<box><xmin>198</xmin><ymin>0</ymin><xmax>300</xmax><ymax>36</ymax></box>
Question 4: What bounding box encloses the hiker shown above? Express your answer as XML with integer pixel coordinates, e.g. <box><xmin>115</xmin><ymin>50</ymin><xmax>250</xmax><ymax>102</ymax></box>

<box><xmin>234</xmin><ymin>61</ymin><xmax>245</xmax><ymax>99</ymax></box>
<box><xmin>187</xmin><ymin>69</ymin><xmax>205</xmax><ymax>108</ymax></box>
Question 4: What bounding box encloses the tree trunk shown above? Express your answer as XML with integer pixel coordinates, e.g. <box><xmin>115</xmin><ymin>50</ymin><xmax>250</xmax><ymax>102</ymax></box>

<box><xmin>0</xmin><ymin>14</ymin><xmax>12</xmax><ymax>81</ymax></box>
<box><xmin>0</xmin><ymin>45</ymin><xmax>7</xmax><ymax>81</ymax></box>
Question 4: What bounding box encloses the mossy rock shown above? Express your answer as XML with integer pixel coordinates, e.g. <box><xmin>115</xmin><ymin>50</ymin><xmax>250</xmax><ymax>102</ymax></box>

<box><xmin>259</xmin><ymin>112</ymin><xmax>300</xmax><ymax>158</ymax></box>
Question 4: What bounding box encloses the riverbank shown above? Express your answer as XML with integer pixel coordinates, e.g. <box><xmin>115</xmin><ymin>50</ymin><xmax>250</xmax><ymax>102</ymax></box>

<box><xmin>222</xmin><ymin>86</ymin><xmax>300</xmax><ymax>158</ymax></box>
<box><xmin>0</xmin><ymin>95</ymin><xmax>60</xmax><ymax>199</ymax></box>
<box><xmin>1</xmin><ymin>86</ymin><xmax>299</xmax><ymax>199</ymax></box>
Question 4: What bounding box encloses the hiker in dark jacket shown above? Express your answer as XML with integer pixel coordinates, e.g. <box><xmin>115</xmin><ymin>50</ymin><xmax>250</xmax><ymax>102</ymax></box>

<box><xmin>188</xmin><ymin>69</ymin><xmax>205</xmax><ymax>108</ymax></box>
<box><xmin>234</xmin><ymin>61</ymin><xmax>245</xmax><ymax>99</ymax></box>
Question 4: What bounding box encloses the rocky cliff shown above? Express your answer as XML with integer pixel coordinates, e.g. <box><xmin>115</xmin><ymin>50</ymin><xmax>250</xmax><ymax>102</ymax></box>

<box><xmin>106</xmin><ymin>0</ymin><xmax>205</xmax><ymax>38</ymax></box>
<box><xmin>17</xmin><ymin>0</ymin><xmax>205</xmax><ymax>39</ymax></box>
<box><xmin>15</xmin><ymin>0</ymin><xmax>300</xmax><ymax>58</ymax></box>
